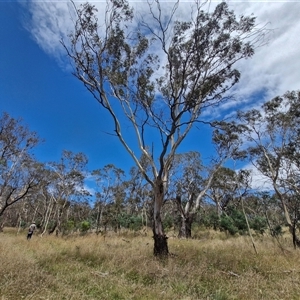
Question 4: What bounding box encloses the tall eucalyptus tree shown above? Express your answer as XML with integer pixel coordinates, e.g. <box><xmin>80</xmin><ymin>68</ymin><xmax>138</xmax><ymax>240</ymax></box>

<box><xmin>63</xmin><ymin>0</ymin><xmax>263</xmax><ymax>255</ymax></box>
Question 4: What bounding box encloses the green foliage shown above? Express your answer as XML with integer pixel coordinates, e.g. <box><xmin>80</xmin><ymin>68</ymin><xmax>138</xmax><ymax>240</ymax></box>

<box><xmin>117</xmin><ymin>214</ymin><xmax>143</xmax><ymax>231</ymax></box>
<box><xmin>201</xmin><ymin>211</ymin><xmax>220</xmax><ymax>230</ymax></box>
<box><xmin>219</xmin><ymin>208</ymin><xmax>268</xmax><ymax>236</ymax></box>
<box><xmin>20</xmin><ymin>220</ymin><xmax>27</xmax><ymax>229</ymax></box>
<box><xmin>232</xmin><ymin>210</ymin><xmax>248</xmax><ymax>232</ymax></box>
<box><xmin>271</xmin><ymin>224</ymin><xmax>283</xmax><ymax>236</ymax></box>
<box><xmin>250</xmin><ymin>216</ymin><xmax>267</xmax><ymax>234</ymax></box>
<box><xmin>220</xmin><ymin>215</ymin><xmax>239</xmax><ymax>235</ymax></box>
<box><xmin>163</xmin><ymin>213</ymin><xmax>174</xmax><ymax>231</ymax></box>
<box><xmin>62</xmin><ymin>220</ymin><xmax>76</xmax><ymax>233</ymax></box>
<box><xmin>220</xmin><ymin>208</ymin><xmax>247</xmax><ymax>235</ymax></box>
<box><xmin>47</xmin><ymin>220</ymin><xmax>56</xmax><ymax>231</ymax></box>
<box><xmin>80</xmin><ymin>220</ymin><xmax>91</xmax><ymax>233</ymax></box>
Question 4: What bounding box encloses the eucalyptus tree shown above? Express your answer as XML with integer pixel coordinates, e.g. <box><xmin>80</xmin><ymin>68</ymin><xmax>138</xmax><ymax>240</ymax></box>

<box><xmin>63</xmin><ymin>0</ymin><xmax>263</xmax><ymax>255</ymax></box>
<box><xmin>16</xmin><ymin>169</ymin><xmax>52</xmax><ymax>232</ymax></box>
<box><xmin>171</xmin><ymin>121</ymin><xmax>244</xmax><ymax>238</ymax></box>
<box><xmin>125</xmin><ymin>165</ymin><xmax>150</xmax><ymax>215</ymax></box>
<box><xmin>47</xmin><ymin>150</ymin><xmax>89</xmax><ymax>235</ymax></box>
<box><xmin>122</xmin><ymin>164</ymin><xmax>153</xmax><ymax>231</ymax></box>
<box><xmin>92</xmin><ymin>164</ymin><xmax>126</xmax><ymax>233</ymax></box>
<box><xmin>207</xmin><ymin>167</ymin><xmax>237</xmax><ymax>217</ymax></box>
<box><xmin>169</xmin><ymin>151</ymin><xmax>203</xmax><ymax>238</ymax></box>
<box><xmin>236</xmin><ymin>90</ymin><xmax>300</xmax><ymax>248</ymax></box>
<box><xmin>36</xmin><ymin>168</ymin><xmax>57</xmax><ymax>235</ymax></box>
<box><xmin>0</xmin><ymin>112</ymin><xmax>42</xmax><ymax>228</ymax></box>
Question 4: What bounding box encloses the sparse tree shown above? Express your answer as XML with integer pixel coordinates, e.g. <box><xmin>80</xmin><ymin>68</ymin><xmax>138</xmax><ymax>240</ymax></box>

<box><xmin>207</xmin><ymin>167</ymin><xmax>237</xmax><ymax>217</ymax></box>
<box><xmin>236</xmin><ymin>90</ymin><xmax>300</xmax><ymax>248</ymax></box>
<box><xmin>169</xmin><ymin>151</ymin><xmax>203</xmax><ymax>238</ymax></box>
<box><xmin>63</xmin><ymin>0</ymin><xmax>263</xmax><ymax>255</ymax></box>
<box><xmin>0</xmin><ymin>112</ymin><xmax>42</xmax><ymax>229</ymax></box>
<box><xmin>171</xmin><ymin>121</ymin><xmax>244</xmax><ymax>238</ymax></box>
<box><xmin>92</xmin><ymin>164</ymin><xmax>125</xmax><ymax>233</ymax></box>
<box><xmin>47</xmin><ymin>150</ymin><xmax>89</xmax><ymax>235</ymax></box>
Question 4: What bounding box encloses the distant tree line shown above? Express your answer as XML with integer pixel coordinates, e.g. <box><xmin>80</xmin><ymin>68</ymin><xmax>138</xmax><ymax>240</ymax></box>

<box><xmin>1</xmin><ymin>91</ymin><xmax>299</xmax><ymax>248</ymax></box>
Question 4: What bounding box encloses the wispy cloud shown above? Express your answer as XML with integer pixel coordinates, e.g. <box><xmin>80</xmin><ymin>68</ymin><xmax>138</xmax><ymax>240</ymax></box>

<box><xmin>21</xmin><ymin>1</ymin><xmax>76</xmax><ymax>68</ymax></box>
<box><xmin>22</xmin><ymin>0</ymin><xmax>300</xmax><ymax>128</ymax></box>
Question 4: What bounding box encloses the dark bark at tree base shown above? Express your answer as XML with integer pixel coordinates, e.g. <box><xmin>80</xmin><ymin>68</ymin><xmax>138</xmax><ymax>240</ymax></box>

<box><xmin>292</xmin><ymin>225</ymin><xmax>300</xmax><ymax>249</ymax></box>
<box><xmin>153</xmin><ymin>232</ymin><xmax>169</xmax><ymax>256</ymax></box>
<box><xmin>178</xmin><ymin>215</ymin><xmax>193</xmax><ymax>239</ymax></box>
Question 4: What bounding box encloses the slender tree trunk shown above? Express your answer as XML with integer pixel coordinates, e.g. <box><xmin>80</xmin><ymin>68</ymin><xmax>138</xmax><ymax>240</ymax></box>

<box><xmin>17</xmin><ymin>214</ymin><xmax>22</xmax><ymax>234</ymax></box>
<box><xmin>153</xmin><ymin>178</ymin><xmax>169</xmax><ymax>256</ymax></box>
<box><xmin>241</xmin><ymin>198</ymin><xmax>258</xmax><ymax>254</ymax></box>
<box><xmin>0</xmin><ymin>216</ymin><xmax>5</xmax><ymax>232</ymax></box>
<box><xmin>274</xmin><ymin>185</ymin><xmax>300</xmax><ymax>248</ymax></box>
<box><xmin>292</xmin><ymin>218</ymin><xmax>300</xmax><ymax>249</ymax></box>
<box><xmin>41</xmin><ymin>199</ymin><xmax>54</xmax><ymax>237</ymax></box>
<box><xmin>142</xmin><ymin>206</ymin><xmax>148</xmax><ymax>228</ymax></box>
<box><xmin>96</xmin><ymin>205</ymin><xmax>102</xmax><ymax>235</ymax></box>
<box><xmin>32</xmin><ymin>204</ymin><xmax>39</xmax><ymax>223</ymax></box>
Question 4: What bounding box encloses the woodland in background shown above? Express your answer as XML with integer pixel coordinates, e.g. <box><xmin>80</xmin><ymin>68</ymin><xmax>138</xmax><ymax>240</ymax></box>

<box><xmin>1</xmin><ymin>90</ymin><xmax>300</xmax><ymax>249</ymax></box>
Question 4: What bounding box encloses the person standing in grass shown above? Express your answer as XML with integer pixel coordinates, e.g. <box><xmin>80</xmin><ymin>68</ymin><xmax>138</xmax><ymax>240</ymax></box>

<box><xmin>27</xmin><ymin>222</ymin><xmax>36</xmax><ymax>240</ymax></box>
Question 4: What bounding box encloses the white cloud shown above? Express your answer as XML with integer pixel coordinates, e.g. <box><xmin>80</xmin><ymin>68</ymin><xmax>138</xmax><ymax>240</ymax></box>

<box><xmin>23</xmin><ymin>0</ymin><xmax>300</xmax><ymax>112</ymax></box>
<box><xmin>241</xmin><ymin>162</ymin><xmax>273</xmax><ymax>191</ymax></box>
<box><xmin>229</xmin><ymin>2</ymin><xmax>300</xmax><ymax>102</ymax></box>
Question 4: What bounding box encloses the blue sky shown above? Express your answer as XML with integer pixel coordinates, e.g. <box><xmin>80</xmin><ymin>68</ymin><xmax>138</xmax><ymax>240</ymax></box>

<box><xmin>1</xmin><ymin>0</ymin><xmax>300</xmax><ymax>190</ymax></box>
<box><xmin>0</xmin><ymin>1</ymin><xmax>133</xmax><ymax>172</ymax></box>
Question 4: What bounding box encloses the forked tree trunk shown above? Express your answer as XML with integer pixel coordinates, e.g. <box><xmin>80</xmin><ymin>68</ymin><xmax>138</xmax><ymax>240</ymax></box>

<box><xmin>153</xmin><ymin>178</ymin><xmax>169</xmax><ymax>256</ymax></box>
<box><xmin>178</xmin><ymin>214</ymin><xmax>193</xmax><ymax>239</ymax></box>
<box><xmin>176</xmin><ymin>194</ymin><xmax>194</xmax><ymax>239</ymax></box>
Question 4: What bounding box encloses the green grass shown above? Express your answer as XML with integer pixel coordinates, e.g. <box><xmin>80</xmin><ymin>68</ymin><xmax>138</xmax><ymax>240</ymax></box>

<box><xmin>1</xmin><ymin>228</ymin><xmax>300</xmax><ymax>299</ymax></box>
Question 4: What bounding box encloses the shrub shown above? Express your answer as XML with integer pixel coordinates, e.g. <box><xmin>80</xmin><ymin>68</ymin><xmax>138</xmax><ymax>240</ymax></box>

<box><xmin>117</xmin><ymin>214</ymin><xmax>144</xmax><ymax>231</ymax></box>
<box><xmin>220</xmin><ymin>215</ymin><xmax>238</xmax><ymax>235</ymax></box>
<box><xmin>80</xmin><ymin>220</ymin><xmax>91</xmax><ymax>233</ymax></box>
<box><xmin>163</xmin><ymin>213</ymin><xmax>174</xmax><ymax>231</ymax></box>
<box><xmin>250</xmin><ymin>216</ymin><xmax>267</xmax><ymax>234</ymax></box>
<box><xmin>271</xmin><ymin>224</ymin><xmax>283</xmax><ymax>236</ymax></box>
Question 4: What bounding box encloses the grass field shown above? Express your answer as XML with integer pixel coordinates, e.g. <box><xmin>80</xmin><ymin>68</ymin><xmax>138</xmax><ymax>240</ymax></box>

<box><xmin>1</xmin><ymin>228</ymin><xmax>300</xmax><ymax>300</ymax></box>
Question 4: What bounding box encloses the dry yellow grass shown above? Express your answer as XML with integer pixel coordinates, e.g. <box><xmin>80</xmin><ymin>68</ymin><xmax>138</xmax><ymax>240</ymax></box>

<box><xmin>1</xmin><ymin>228</ymin><xmax>300</xmax><ymax>300</ymax></box>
